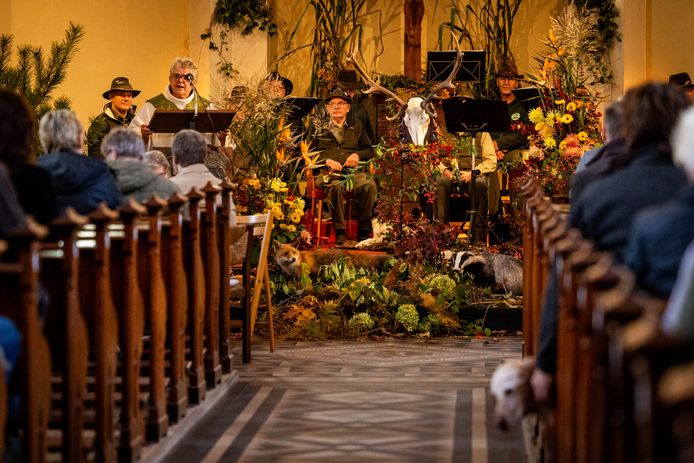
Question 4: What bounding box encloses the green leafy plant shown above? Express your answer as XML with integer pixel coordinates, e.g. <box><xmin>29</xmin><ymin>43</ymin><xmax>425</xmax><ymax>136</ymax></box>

<box><xmin>201</xmin><ymin>0</ymin><xmax>278</xmax><ymax>78</ymax></box>
<box><xmin>0</xmin><ymin>22</ymin><xmax>85</xmax><ymax>121</ymax></box>
<box><xmin>394</xmin><ymin>304</ymin><xmax>419</xmax><ymax>332</ymax></box>
<box><xmin>462</xmin><ymin>318</ymin><xmax>492</xmax><ymax>337</ymax></box>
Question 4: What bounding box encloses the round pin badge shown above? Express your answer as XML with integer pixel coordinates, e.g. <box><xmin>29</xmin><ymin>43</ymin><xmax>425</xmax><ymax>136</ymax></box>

<box><xmin>511</xmin><ymin>112</ymin><xmax>520</xmax><ymax>121</ymax></box>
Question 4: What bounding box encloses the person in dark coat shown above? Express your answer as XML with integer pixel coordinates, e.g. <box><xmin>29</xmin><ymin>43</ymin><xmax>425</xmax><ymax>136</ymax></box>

<box><xmin>313</xmin><ymin>88</ymin><xmax>376</xmax><ymax>244</ymax></box>
<box><xmin>623</xmin><ymin>106</ymin><xmax>694</xmax><ymax>298</ymax></box>
<box><xmin>531</xmin><ymin>82</ymin><xmax>691</xmax><ymax>404</ymax></box>
<box><xmin>0</xmin><ymin>90</ymin><xmax>57</xmax><ymax>225</ymax></box>
<box><xmin>37</xmin><ymin>109</ymin><xmax>122</xmax><ymax>215</ymax></box>
<box><xmin>570</xmin><ymin>100</ymin><xmax>629</xmax><ymax>202</ymax></box>
<box><xmin>337</xmin><ymin>69</ymin><xmax>376</xmax><ymax>143</ymax></box>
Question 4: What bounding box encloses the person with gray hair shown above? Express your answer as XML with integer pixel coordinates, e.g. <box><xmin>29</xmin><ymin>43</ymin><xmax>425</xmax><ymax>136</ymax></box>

<box><xmin>143</xmin><ymin>150</ymin><xmax>172</xmax><ymax>178</ymax></box>
<box><xmin>102</xmin><ymin>128</ymin><xmax>180</xmax><ymax>204</ymax></box>
<box><xmin>170</xmin><ymin>130</ymin><xmax>234</xmax><ymax>215</ymax></box>
<box><xmin>622</xmin><ymin>105</ymin><xmax>694</xmax><ymax>298</ymax></box>
<box><xmin>36</xmin><ymin>109</ymin><xmax>122</xmax><ymax>215</ymax></box>
<box><xmin>130</xmin><ymin>57</ymin><xmax>228</xmax><ymax>150</ymax></box>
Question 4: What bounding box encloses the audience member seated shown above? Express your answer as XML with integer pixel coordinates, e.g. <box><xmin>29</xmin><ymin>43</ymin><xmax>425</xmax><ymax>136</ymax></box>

<box><xmin>130</xmin><ymin>57</ymin><xmax>227</xmax><ymax>150</ymax></box>
<box><xmin>312</xmin><ymin>88</ymin><xmax>376</xmax><ymax>244</ymax></box>
<box><xmin>623</xmin><ymin>106</ymin><xmax>694</xmax><ymax>298</ymax></box>
<box><xmin>570</xmin><ymin>100</ymin><xmax>628</xmax><ymax>202</ymax></box>
<box><xmin>143</xmin><ymin>150</ymin><xmax>172</xmax><ymax>178</ymax></box>
<box><xmin>0</xmin><ymin>90</ymin><xmax>57</xmax><ymax>225</ymax></box>
<box><xmin>87</xmin><ymin>76</ymin><xmax>140</xmax><ymax>157</ymax></box>
<box><xmin>661</xmin><ymin>240</ymin><xmax>694</xmax><ymax>340</ymax></box>
<box><xmin>170</xmin><ymin>130</ymin><xmax>234</xmax><ymax>214</ymax></box>
<box><xmin>36</xmin><ymin>109</ymin><xmax>122</xmax><ymax>215</ymax></box>
<box><xmin>531</xmin><ymin>82</ymin><xmax>691</xmax><ymax>404</ymax></box>
<box><xmin>0</xmin><ymin>162</ymin><xmax>25</xmax><ymax>237</ymax></box>
<box><xmin>435</xmin><ymin>132</ymin><xmax>496</xmax><ymax>243</ymax></box>
<box><xmin>102</xmin><ymin>128</ymin><xmax>180</xmax><ymax>204</ymax></box>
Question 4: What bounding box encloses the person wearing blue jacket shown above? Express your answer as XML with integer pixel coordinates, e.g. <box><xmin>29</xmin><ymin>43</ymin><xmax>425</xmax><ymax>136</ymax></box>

<box><xmin>37</xmin><ymin>109</ymin><xmax>122</xmax><ymax>215</ymax></box>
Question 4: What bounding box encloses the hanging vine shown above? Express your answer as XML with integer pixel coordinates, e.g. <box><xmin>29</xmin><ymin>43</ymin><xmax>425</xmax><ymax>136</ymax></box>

<box><xmin>200</xmin><ymin>0</ymin><xmax>278</xmax><ymax>78</ymax></box>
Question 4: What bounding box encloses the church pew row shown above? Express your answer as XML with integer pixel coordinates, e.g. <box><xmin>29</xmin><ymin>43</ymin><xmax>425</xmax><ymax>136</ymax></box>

<box><xmin>0</xmin><ymin>182</ymin><xmax>240</xmax><ymax>463</ymax></box>
<box><xmin>520</xmin><ymin>179</ymin><xmax>694</xmax><ymax>463</ymax></box>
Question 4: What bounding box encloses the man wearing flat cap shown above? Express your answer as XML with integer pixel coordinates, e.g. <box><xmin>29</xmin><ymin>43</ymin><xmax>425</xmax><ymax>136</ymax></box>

<box><xmin>313</xmin><ymin>88</ymin><xmax>376</xmax><ymax>244</ymax></box>
<box><xmin>87</xmin><ymin>76</ymin><xmax>140</xmax><ymax>157</ymax></box>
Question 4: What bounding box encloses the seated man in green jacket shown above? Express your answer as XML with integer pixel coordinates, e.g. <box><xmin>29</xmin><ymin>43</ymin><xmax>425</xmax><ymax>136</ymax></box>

<box><xmin>313</xmin><ymin>88</ymin><xmax>376</xmax><ymax>244</ymax></box>
<box><xmin>87</xmin><ymin>76</ymin><xmax>140</xmax><ymax>158</ymax></box>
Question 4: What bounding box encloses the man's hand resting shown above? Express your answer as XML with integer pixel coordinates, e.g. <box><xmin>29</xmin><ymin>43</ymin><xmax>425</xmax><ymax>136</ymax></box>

<box><xmin>343</xmin><ymin>153</ymin><xmax>360</xmax><ymax>168</ymax></box>
<box><xmin>326</xmin><ymin>159</ymin><xmax>342</xmax><ymax>171</ymax></box>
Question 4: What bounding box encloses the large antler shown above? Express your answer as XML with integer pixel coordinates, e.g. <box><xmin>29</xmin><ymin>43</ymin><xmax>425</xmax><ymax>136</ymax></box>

<box><xmin>347</xmin><ymin>47</ymin><xmax>407</xmax><ymax>122</ymax></box>
<box><xmin>421</xmin><ymin>36</ymin><xmax>464</xmax><ymax>120</ymax></box>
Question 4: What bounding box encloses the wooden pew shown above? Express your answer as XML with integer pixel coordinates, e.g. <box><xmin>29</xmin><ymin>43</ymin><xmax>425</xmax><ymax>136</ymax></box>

<box><xmin>39</xmin><ymin>209</ymin><xmax>91</xmax><ymax>461</ymax></box>
<box><xmin>181</xmin><ymin>189</ymin><xmax>207</xmax><ymax>404</ymax></box>
<box><xmin>78</xmin><ymin>205</ymin><xmax>120</xmax><ymax>463</ymax></box>
<box><xmin>159</xmin><ymin>193</ymin><xmax>189</xmax><ymax>421</ymax></box>
<box><xmin>108</xmin><ymin>200</ymin><xmax>147</xmax><ymax>461</ymax></box>
<box><xmin>216</xmin><ymin>181</ymin><xmax>235</xmax><ymax>374</ymax></box>
<box><xmin>0</xmin><ymin>220</ymin><xmax>52</xmax><ymax>463</ymax></box>
<box><xmin>138</xmin><ymin>196</ymin><xmax>169</xmax><ymax>441</ymax></box>
<box><xmin>201</xmin><ymin>183</ymin><xmax>222</xmax><ymax>388</ymax></box>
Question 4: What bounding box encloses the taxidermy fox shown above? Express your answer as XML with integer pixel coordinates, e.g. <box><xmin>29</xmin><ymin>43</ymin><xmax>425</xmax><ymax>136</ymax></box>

<box><xmin>273</xmin><ymin>241</ymin><xmax>391</xmax><ymax>276</ymax></box>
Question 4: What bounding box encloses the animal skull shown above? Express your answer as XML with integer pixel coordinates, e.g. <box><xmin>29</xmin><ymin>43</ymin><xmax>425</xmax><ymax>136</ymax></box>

<box><xmin>402</xmin><ymin>97</ymin><xmax>431</xmax><ymax>145</ymax></box>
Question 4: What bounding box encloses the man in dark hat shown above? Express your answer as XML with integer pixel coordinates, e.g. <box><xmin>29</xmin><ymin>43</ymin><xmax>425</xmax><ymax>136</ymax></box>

<box><xmin>488</xmin><ymin>61</ymin><xmax>530</xmax><ymax>216</ymax></box>
<box><xmin>87</xmin><ymin>76</ymin><xmax>140</xmax><ymax>157</ymax></box>
<box><xmin>338</xmin><ymin>69</ymin><xmax>376</xmax><ymax>143</ymax></box>
<box><xmin>313</xmin><ymin>88</ymin><xmax>376</xmax><ymax>244</ymax></box>
<box><xmin>668</xmin><ymin>72</ymin><xmax>694</xmax><ymax>101</ymax></box>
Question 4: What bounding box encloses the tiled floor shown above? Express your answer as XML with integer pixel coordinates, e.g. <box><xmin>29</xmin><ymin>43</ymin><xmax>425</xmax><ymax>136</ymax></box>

<box><xmin>161</xmin><ymin>337</ymin><xmax>526</xmax><ymax>463</ymax></box>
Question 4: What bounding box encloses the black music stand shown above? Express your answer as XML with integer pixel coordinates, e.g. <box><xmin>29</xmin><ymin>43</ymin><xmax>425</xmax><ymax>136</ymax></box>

<box><xmin>511</xmin><ymin>87</ymin><xmax>543</xmax><ymax>113</ymax></box>
<box><xmin>442</xmin><ymin>97</ymin><xmax>511</xmax><ymax>243</ymax></box>
<box><xmin>148</xmin><ymin>109</ymin><xmax>236</xmax><ymax>134</ymax></box>
<box><xmin>284</xmin><ymin>97</ymin><xmax>321</xmax><ymax>120</ymax></box>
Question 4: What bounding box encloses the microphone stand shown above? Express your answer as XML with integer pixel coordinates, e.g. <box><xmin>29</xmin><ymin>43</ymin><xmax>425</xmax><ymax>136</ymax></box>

<box><xmin>187</xmin><ymin>75</ymin><xmax>198</xmax><ymax>130</ymax></box>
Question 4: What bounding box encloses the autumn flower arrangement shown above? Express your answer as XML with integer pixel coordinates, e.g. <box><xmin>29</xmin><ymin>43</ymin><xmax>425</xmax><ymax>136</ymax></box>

<box><xmin>514</xmin><ymin>5</ymin><xmax>607</xmax><ymax>196</ymax></box>
<box><xmin>225</xmin><ymin>80</ymin><xmax>321</xmax><ymax>243</ymax></box>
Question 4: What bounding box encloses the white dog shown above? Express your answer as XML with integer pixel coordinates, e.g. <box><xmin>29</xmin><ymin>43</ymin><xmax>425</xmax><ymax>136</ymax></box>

<box><xmin>489</xmin><ymin>357</ymin><xmax>536</xmax><ymax>431</ymax></box>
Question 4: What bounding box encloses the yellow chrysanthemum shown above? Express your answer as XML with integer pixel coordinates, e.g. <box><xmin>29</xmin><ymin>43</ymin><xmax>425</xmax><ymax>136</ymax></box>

<box><xmin>544</xmin><ymin>137</ymin><xmax>557</xmax><ymax>149</ymax></box>
<box><xmin>561</xmin><ymin>114</ymin><xmax>574</xmax><ymax>124</ymax></box>
<box><xmin>529</xmin><ymin>107</ymin><xmax>544</xmax><ymax>124</ymax></box>
<box><xmin>287</xmin><ymin>225</ymin><xmax>296</xmax><ymax>233</ymax></box>
<box><xmin>279</xmin><ymin>223</ymin><xmax>287</xmax><ymax>229</ymax></box>
<box><xmin>566</xmin><ymin>102</ymin><xmax>577</xmax><ymax>112</ymax></box>
<box><xmin>289</xmin><ymin>213</ymin><xmax>302</xmax><ymax>224</ymax></box>
<box><xmin>577</xmin><ymin>131</ymin><xmax>589</xmax><ymax>142</ymax></box>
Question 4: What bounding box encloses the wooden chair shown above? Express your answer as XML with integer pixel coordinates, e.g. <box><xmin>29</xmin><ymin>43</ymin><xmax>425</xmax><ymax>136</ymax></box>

<box><xmin>306</xmin><ymin>170</ymin><xmax>331</xmax><ymax>248</ymax></box>
<box><xmin>229</xmin><ymin>211</ymin><xmax>275</xmax><ymax>363</ymax></box>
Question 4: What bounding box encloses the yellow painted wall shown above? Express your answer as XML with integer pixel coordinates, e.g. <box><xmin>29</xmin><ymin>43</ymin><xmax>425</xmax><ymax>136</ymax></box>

<box><xmin>4</xmin><ymin>0</ymin><xmax>694</xmax><ymax>124</ymax></box>
<box><xmin>1</xmin><ymin>0</ymin><xmax>217</xmax><ymax>126</ymax></box>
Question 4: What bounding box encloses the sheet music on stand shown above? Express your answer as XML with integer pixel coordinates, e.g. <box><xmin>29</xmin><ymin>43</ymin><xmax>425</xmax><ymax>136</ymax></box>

<box><xmin>148</xmin><ymin>109</ymin><xmax>236</xmax><ymax>134</ymax></box>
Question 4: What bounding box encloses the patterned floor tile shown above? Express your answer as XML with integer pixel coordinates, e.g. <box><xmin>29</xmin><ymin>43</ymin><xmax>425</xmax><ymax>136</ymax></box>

<box><xmin>161</xmin><ymin>337</ymin><xmax>526</xmax><ymax>463</ymax></box>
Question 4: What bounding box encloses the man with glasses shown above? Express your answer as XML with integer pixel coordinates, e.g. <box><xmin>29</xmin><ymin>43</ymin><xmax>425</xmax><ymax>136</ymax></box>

<box><xmin>87</xmin><ymin>76</ymin><xmax>140</xmax><ymax>158</ymax></box>
<box><xmin>130</xmin><ymin>57</ymin><xmax>226</xmax><ymax>153</ymax></box>
<box><xmin>314</xmin><ymin>88</ymin><xmax>376</xmax><ymax>245</ymax></box>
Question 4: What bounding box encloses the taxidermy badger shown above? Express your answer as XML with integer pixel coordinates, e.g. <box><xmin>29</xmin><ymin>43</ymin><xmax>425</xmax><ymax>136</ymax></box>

<box><xmin>450</xmin><ymin>251</ymin><xmax>523</xmax><ymax>295</ymax></box>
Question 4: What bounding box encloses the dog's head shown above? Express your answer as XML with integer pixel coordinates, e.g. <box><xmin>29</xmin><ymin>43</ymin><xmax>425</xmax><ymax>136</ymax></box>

<box><xmin>489</xmin><ymin>358</ymin><xmax>535</xmax><ymax>431</ymax></box>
